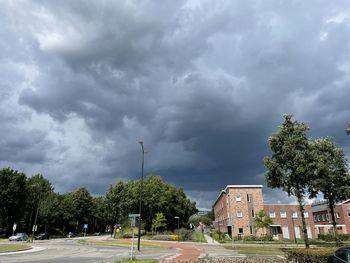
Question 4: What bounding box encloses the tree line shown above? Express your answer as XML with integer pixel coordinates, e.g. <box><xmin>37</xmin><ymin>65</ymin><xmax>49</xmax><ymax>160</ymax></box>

<box><xmin>0</xmin><ymin>168</ymin><xmax>197</xmax><ymax>237</ymax></box>
<box><xmin>264</xmin><ymin>114</ymin><xmax>350</xmax><ymax>248</ymax></box>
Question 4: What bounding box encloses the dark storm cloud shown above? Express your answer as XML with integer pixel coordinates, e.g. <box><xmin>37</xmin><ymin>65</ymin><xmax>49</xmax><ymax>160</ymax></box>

<box><xmin>1</xmin><ymin>0</ymin><xmax>350</xmax><ymax>208</ymax></box>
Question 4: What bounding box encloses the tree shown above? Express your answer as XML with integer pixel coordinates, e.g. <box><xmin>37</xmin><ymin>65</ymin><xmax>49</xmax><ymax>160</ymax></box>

<box><xmin>264</xmin><ymin>114</ymin><xmax>313</xmax><ymax>248</ymax></box>
<box><xmin>152</xmin><ymin>213</ymin><xmax>166</xmax><ymax>233</ymax></box>
<box><xmin>188</xmin><ymin>214</ymin><xmax>212</xmax><ymax>228</ymax></box>
<box><xmin>255</xmin><ymin>210</ymin><xmax>273</xmax><ymax>236</ymax></box>
<box><xmin>310</xmin><ymin>138</ymin><xmax>350</xmax><ymax>235</ymax></box>
<box><xmin>71</xmin><ymin>188</ymin><xmax>93</xmax><ymax>233</ymax></box>
<box><xmin>0</xmin><ymin>167</ymin><xmax>27</xmax><ymax>236</ymax></box>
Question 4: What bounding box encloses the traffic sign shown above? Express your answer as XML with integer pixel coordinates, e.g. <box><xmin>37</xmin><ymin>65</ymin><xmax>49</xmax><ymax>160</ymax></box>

<box><xmin>13</xmin><ymin>223</ymin><xmax>17</xmax><ymax>231</ymax></box>
<box><xmin>83</xmin><ymin>224</ymin><xmax>88</xmax><ymax>229</ymax></box>
<box><xmin>128</xmin><ymin>214</ymin><xmax>140</xmax><ymax>218</ymax></box>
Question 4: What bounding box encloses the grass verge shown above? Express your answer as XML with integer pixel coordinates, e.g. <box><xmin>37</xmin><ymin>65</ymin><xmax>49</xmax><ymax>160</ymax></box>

<box><xmin>191</xmin><ymin>231</ymin><xmax>207</xmax><ymax>243</ymax></box>
<box><xmin>0</xmin><ymin>244</ymin><xmax>31</xmax><ymax>253</ymax></box>
<box><xmin>224</xmin><ymin>245</ymin><xmax>285</xmax><ymax>256</ymax></box>
<box><xmin>79</xmin><ymin>240</ymin><xmax>170</xmax><ymax>248</ymax></box>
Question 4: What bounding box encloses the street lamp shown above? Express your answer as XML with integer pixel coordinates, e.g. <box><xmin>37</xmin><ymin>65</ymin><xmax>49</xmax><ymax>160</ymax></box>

<box><xmin>137</xmin><ymin>141</ymin><xmax>145</xmax><ymax>251</ymax></box>
<box><xmin>223</xmin><ymin>190</ymin><xmax>234</xmax><ymax>247</ymax></box>
<box><xmin>174</xmin><ymin>216</ymin><xmax>180</xmax><ymax>242</ymax></box>
<box><xmin>31</xmin><ymin>185</ymin><xmax>41</xmax><ymax>242</ymax></box>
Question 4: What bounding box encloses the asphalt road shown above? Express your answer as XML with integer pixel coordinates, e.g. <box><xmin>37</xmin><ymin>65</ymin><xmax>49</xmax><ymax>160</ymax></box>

<box><xmin>0</xmin><ymin>237</ymin><xmax>177</xmax><ymax>263</ymax></box>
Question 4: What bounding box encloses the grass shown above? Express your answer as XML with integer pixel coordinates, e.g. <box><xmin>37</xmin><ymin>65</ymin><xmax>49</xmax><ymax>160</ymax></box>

<box><xmin>191</xmin><ymin>231</ymin><xmax>207</xmax><ymax>243</ymax></box>
<box><xmin>0</xmin><ymin>244</ymin><xmax>31</xmax><ymax>253</ymax></box>
<box><xmin>79</xmin><ymin>240</ymin><xmax>170</xmax><ymax>248</ymax></box>
<box><xmin>224</xmin><ymin>245</ymin><xmax>285</xmax><ymax>256</ymax></box>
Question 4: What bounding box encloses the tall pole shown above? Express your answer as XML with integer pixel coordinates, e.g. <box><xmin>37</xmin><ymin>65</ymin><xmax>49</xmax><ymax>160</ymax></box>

<box><xmin>175</xmin><ymin>216</ymin><xmax>179</xmax><ymax>242</ymax></box>
<box><xmin>137</xmin><ymin>141</ymin><xmax>145</xmax><ymax>252</ymax></box>
<box><xmin>227</xmin><ymin>193</ymin><xmax>234</xmax><ymax>247</ymax></box>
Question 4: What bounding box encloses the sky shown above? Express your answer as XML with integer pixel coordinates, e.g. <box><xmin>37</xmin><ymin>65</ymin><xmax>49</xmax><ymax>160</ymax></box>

<box><xmin>1</xmin><ymin>0</ymin><xmax>350</xmax><ymax>210</ymax></box>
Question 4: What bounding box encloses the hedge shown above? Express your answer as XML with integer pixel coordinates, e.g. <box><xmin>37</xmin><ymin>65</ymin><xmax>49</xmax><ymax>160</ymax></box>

<box><xmin>318</xmin><ymin>233</ymin><xmax>350</xmax><ymax>242</ymax></box>
<box><xmin>283</xmin><ymin>248</ymin><xmax>336</xmax><ymax>263</ymax></box>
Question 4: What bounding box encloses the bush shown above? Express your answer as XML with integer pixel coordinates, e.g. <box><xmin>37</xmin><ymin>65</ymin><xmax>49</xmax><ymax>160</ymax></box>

<box><xmin>283</xmin><ymin>248</ymin><xmax>335</xmax><ymax>263</ymax></box>
<box><xmin>178</xmin><ymin>228</ymin><xmax>193</xmax><ymax>241</ymax></box>
<box><xmin>243</xmin><ymin>235</ymin><xmax>273</xmax><ymax>242</ymax></box>
<box><xmin>210</xmin><ymin>229</ymin><xmax>224</xmax><ymax>242</ymax></box>
<box><xmin>184</xmin><ymin>258</ymin><xmax>287</xmax><ymax>262</ymax></box>
<box><xmin>151</xmin><ymin>234</ymin><xmax>172</xmax><ymax>241</ymax></box>
<box><xmin>318</xmin><ymin>233</ymin><xmax>350</xmax><ymax>242</ymax></box>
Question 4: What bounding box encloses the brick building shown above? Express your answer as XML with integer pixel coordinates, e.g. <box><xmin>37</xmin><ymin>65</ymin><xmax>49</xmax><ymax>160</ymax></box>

<box><xmin>213</xmin><ymin>185</ymin><xmax>316</xmax><ymax>240</ymax></box>
<box><xmin>312</xmin><ymin>199</ymin><xmax>350</xmax><ymax>235</ymax></box>
<box><xmin>213</xmin><ymin>185</ymin><xmax>264</xmax><ymax>238</ymax></box>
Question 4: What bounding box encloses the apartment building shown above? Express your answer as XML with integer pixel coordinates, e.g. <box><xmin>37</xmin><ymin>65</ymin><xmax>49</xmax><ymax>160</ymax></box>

<box><xmin>213</xmin><ymin>185</ymin><xmax>316</xmax><ymax>240</ymax></box>
<box><xmin>312</xmin><ymin>199</ymin><xmax>350</xmax><ymax>236</ymax></box>
<box><xmin>213</xmin><ymin>185</ymin><xmax>264</xmax><ymax>238</ymax></box>
<box><xmin>263</xmin><ymin>204</ymin><xmax>315</xmax><ymax>240</ymax></box>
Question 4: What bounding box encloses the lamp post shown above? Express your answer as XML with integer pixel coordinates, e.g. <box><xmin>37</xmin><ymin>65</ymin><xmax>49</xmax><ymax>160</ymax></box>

<box><xmin>174</xmin><ymin>216</ymin><xmax>180</xmax><ymax>242</ymax></box>
<box><xmin>31</xmin><ymin>185</ymin><xmax>41</xmax><ymax>242</ymax></box>
<box><xmin>137</xmin><ymin>141</ymin><xmax>145</xmax><ymax>251</ymax></box>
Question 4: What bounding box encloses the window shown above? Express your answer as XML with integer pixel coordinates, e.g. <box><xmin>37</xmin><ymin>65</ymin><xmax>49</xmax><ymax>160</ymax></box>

<box><xmin>326</xmin><ymin>214</ymin><xmax>329</xmax><ymax>221</ymax></box>
<box><xmin>247</xmin><ymin>194</ymin><xmax>253</xmax><ymax>202</ymax></box>
<box><xmin>236</xmin><ymin>195</ymin><xmax>241</xmax><ymax>202</ymax></box>
<box><xmin>237</xmin><ymin>211</ymin><xmax>243</xmax><ymax>218</ymax></box>
<box><xmin>251</xmin><ymin>210</ymin><xmax>255</xmax><ymax>218</ymax></box>
<box><xmin>249</xmin><ymin>226</ymin><xmax>253</xmax><ymax>235</ymax></box>
<box><xmin>348</xmin><ymin>211</ymin><xmax>350</xmax><ymax>217</ymax></box>
<box><xmin>313</xmin><ymin>215</ymin><xmax>317</xmax><ymax>222</ymax></box>
<box><xmin>317</xmin><ymin>215</ymin><xmax>321</xmax><ymax>222</ymax></box>
<box><xmin>280</xmin><ymin>211</ymin><xmax>287</xmax><ymax>218</ymax></box>
<box><xmin>238</xmin><ymin>227</ymin><xmax>243</xmax><ymax>234</ymax></box>
<box><xmin>304</xmin><ymin>212</ymin><xmax>309</xmax><ymax>218</ymax></box>
<box><xmin>336</xmin><ymin>212</ymin><xmax>340</xmax><ymax>219</ymax></box>
<box><xmin>322</xmin><ymin>214</ymin><xmax>325</xmax><ymax>221</ymax></box>
<box><xmin>292</xmin><ymin>211</ymin><xmax>298</xmax><ymax>218</ymax></box>
<box><xmin>269</xmin><ymin>211</ymin><xmax>276</xmax><ymax>218</ymax></box>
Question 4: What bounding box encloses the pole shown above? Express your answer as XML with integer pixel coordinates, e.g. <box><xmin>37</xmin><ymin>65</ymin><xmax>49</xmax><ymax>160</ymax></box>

<box><xmin>137</xmin><ymin>141</ymin><xmax>145</xmax><ymax>251</ymax></box>
<box><xmin>31</xmin><ymin>206</ymin><xmax>39</xmax><ymax>242</ymax></box>
<box><xmin>227</xmin><ymin>194</ymin><xmax>234</xmax><ymax>248</ymax></box>
<box><xmin>131</xmin><ymin>217</ymin><xmax>135</xmax><ymax>260</ymax></box>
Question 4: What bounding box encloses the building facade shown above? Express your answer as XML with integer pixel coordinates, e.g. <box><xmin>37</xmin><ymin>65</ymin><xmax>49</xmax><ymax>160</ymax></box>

<box><xmin>213</xmin><ymin>185</ymin><xmax>316</xmax><ymax>240</ymax></box>
<box><xmin>312</xmin><ymin>200</ymin><xmax>350</xmax><ymax>236</ymax></box>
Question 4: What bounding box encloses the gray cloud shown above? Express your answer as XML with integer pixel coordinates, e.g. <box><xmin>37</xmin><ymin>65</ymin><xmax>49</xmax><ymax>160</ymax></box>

<box><xmin>1</xmin><ymin>0</ymin><xmax>350</xmax><ymax>208</ymax></box>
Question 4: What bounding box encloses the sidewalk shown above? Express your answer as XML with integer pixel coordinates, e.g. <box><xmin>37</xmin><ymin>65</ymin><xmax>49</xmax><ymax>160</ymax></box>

<box><xmin>204</xmin><ymin>234</ymin><xmax>220</xmax><ymax>244</ymax></box>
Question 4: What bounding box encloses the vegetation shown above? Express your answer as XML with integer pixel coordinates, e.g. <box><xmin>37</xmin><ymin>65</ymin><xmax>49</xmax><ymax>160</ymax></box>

<box><xmin>254</xmin><ymin>210</ymin><xmax>273</xmax><ymax>236</ymax></box>
<box><xmin>309</xmin><ymin>138</ymin><xmax>350</xmax><ymax>236</ymax></box>
<box><xmin>283</xmin><ymin>247</ymin><xmax>335</xmax><ymax>263</ymax></box>
<box><xmin>110</xmin><ymin>259</ymin><xmax>158</xmax><ymax>263</ymax></box>
<box><xmin>152</xmin><ymin>213</ymin><xmax>166</xmax><ymax>233</ymax></box>
<box><xmin>0</xmin><ymin>244</ymin><xmax>31</xmax><ymax>253</ymax></box>
<box><xmin>0</xmin><ymin>168</ymin><xmax>197</xmax><ymax>237</ymax></box>
<box><xmin>224</xmin><ymin>245</ymin><xmax>284</xmax><ymax>256</ymax></box>
<box><xmin>181</xmin><ymin>259</ymin><xmax>287</xmax><ymax>263</ymax></box>
<box><xmin>264</xmin><ymin>114</ymin><xmax>314</xmax><ymax>248</ymax></box>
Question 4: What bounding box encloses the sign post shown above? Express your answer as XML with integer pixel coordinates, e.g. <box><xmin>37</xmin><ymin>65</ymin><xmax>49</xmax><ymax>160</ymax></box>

<box><xmin>12</xmin><ymin>223</ymin><xmax>17</xmax><ymax>236</ymax></box>
<box><xmin>83</xmin><ymin>224</ymin><xmax>88</xmax><ymax>237</ymax></box>
<box><xmin>128</xmin><ymin>214</ymin><xmax>140</xmax><ymax>260</ymax></box>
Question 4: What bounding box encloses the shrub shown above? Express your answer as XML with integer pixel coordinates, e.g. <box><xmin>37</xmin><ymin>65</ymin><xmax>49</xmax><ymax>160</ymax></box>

<box><xmin>243</xmin><ymin>235</ymin><xmax>273</xmax><ymax>242</ymax></box>
<box><xmin>283</xmin><ymin>248</ymin><xmax>335</xmax><ymax>263</ymax></box>
<box><xmin>178</xmin><ymin>228</ymin><xmax>193</xmax><ymax>241</ymax></box>
<box><xmin>318</xmin><ymin>233</ymin><xmax>350</xmax><ymax>242</ymax></box>
<box><xmin>184</xmin><ymin>258</ymin><xmax>287</xmax><ymax>262</ymax></box>
<box><xmin>151</xmin><ymin>234</ymin><xmax>171</xmax><ymax>241</ymax></box>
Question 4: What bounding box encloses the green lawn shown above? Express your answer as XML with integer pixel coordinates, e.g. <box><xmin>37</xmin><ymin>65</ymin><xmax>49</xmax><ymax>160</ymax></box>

<box><xmin>191</xmin><ymin>231</ymin><xmax>207</xmax><ymax>243</ymax></box>
<box><xmin>224</xmin><ymin>245</ymin><xmax>285</xmax><ymax>256</ymax></box>
<box><xmin>0</xmin><ymin>244</ymin><xmax>31</xmax><ymax>253</ymax></box>
<box><xmin>79</xmin><ymin>240</ymin><xmax>170</xmax><ymax>248</ymax></box>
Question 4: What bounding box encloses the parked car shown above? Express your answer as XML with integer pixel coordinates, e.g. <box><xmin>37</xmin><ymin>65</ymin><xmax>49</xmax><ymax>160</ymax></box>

<box><xmin>9</xmin><ymin>233</ymin><xmax>28</xmax><ymax>241</ymax></box>
<box><xmin>35</xmin><ymin>232</ymin><xmax>49</xmax><ymax>240</ymax></box>
<box><xmin>330</xmin><ymin>247</ymin><xmax>350</xmax><ymax>262</ymax></box>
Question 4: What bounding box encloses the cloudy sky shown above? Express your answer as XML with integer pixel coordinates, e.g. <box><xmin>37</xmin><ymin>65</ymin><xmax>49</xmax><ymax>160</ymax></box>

<box><xmin>1</xmin><ymin>0</ymin><xmax>350</xmax><ymax>209</ymax></box>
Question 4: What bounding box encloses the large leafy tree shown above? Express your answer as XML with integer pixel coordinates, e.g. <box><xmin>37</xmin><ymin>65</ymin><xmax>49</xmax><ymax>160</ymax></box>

<box><xmin>264</xmin><ymin>114</ymin><xmax>313</xmax><ymax>248</ymax></box>
<box><xmin>71</xmin><ymin>187</ymin><xmax>93</xmax><ymax>232</ymax></box>
<box><xmin>310</xmin><ymin>138</ymin><xmax>350</xmax><ymax>235</ymax></box>
<box><xmin>0</xmin><ymin>167</ymin><xmax>27</xmax><ymax>235</ymax></box>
